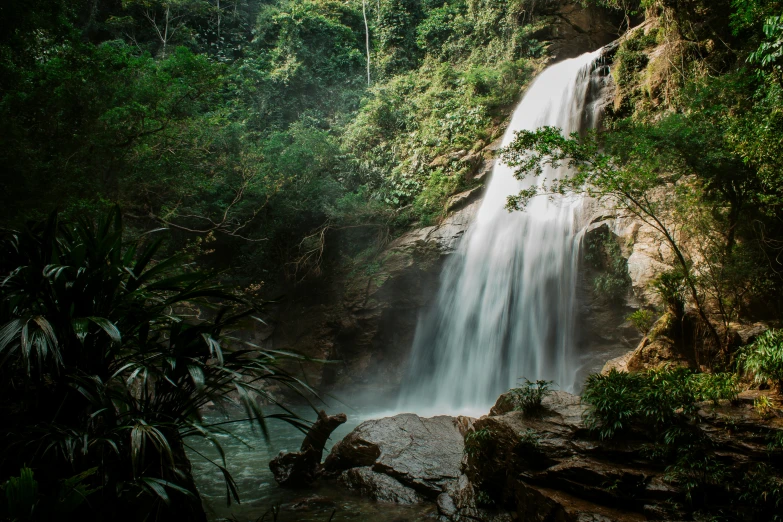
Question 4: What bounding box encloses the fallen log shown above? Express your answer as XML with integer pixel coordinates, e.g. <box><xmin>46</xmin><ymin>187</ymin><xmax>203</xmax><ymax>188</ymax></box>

<box><xmin>269</xmin><ymin>410</ymin><xmax>347</xmax><ymax>488</ymax></box>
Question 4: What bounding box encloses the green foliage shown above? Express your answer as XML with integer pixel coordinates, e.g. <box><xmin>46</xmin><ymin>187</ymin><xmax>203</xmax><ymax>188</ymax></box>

<box><xmin>0</xmin><ymin>467</ymin><xmax>97</xmax><ymax>521</ymax></box>
<box><xmin>0</xmin><ymin>209</ymin><xmax>314</xmax><ymax>519</ymax></box>
<box><xmin>507</xmin><ymin>379</ymin><xmax>554</xmax><ymax>415</ymax></box>
<box><xmin>582</xmin><ymin>368</ymin><xmax>738</xmax><ymax>439</ymax></box>
<box><xmin>748</xmin><ymin>13</ymin><xmax>783</xmax><ymax>88</ymax></box>
<box><xmin>583</xmin><ymin>367</ymin><xmax>747</xmax><ymax>506</ymax></box>
<box><xmin>664</xmin><ymin>448</ymin><xmax>730</xmax><ymax>502</ymax></box>
<box><xmin>768</xmin><ymin>429</ymin><xmax>783</xmax><ymax>450</ymax></box>
<box><xmin>739</xmin><ymin>329</ymin><xmax>783</xmax><ymax>387</ymax></box>
<box><xmin>731</xmin><ymin>0</ymin><xmax>783</xmax><ymax>34</ymax></box>
<box><xmin>344</xmin><ymin>55</ymin><xmax>533</xmax><ymax>223</ymax></box>
<box><xmin>739</xmin><ymin>463</ymin><xmax>783</xmax><ymax>520</ymax></box>
<box><xmin>613</xmin><ymin>35</ymin><xmax>651</xmax><ymax>88</ymax></box>
<box><xmin>376</xmin><ymin>0</ymin><xmax>424</xmax><ymax>76</ymax></box>
<box><xmin>0</xmin><ymin>0</ymin><xmax>549</xmax><ymax>279</ymax></box>
<box><xmin>690</xmin><ymin>372</ymin><xmax>741</xmax><ymax>404</ymax></box>
<box><xmin>585</xmin><ymin>227</ymin><xmax>631</xmax><ymax>301</ymax></box>
<box><xmin>627</xmin><ymin>309</ymin><xmax>656</xmax><ymax>335</ymax></box>
<box><xmin>464</xmin><ymin>427</ymin><xmax>493</xmax><ymax>458</ymax></box>
<box><xmin>653</xmin><ymin>270</ymin><xmax>687</xmax><ymax>319</ymax></box>
<box><xmin>756</xmin><ymin>394</ymin><xmax>775</xmax><ymax>418</ymax></box>
<box><xmin>474</xmin><ymin>489</ymin><xmax>495</xmax><ymax>506</ymax></box>
<box><xmin>519</xmin><ymin>428</ymin><xmax>541</xmax><ymax>449</ymax></box>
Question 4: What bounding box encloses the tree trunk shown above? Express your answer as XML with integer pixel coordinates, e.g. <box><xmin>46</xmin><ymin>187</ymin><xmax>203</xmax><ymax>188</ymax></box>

<box><xmin>363</xmin><ymin>0</ymin><xmax>371</xmax><ymax>86</ymax></box>
<box><xmin>269</xmin><ymin>411</ymin><xmax>347</xmax><ymax>487</ymax></box>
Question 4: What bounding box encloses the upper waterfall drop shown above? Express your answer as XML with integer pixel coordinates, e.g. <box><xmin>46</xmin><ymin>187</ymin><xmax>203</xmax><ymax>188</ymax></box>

<box><xmin>397</xmin><ymin>50</ymin><xmax>607</xmax><ymax>417</ymax></box>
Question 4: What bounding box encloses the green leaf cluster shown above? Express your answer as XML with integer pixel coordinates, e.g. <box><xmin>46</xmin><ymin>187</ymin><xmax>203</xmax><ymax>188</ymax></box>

<box><xmin>0</xmin><ymin>210</ymin><xmax>316</xmax><ymax>519</ymax></box>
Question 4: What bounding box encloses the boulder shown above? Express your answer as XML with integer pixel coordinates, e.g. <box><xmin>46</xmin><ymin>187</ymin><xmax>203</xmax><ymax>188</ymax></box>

<box><xmin>624</xmin><ymin>312</ymin><xmax>696</xmax><ymax>372</ymax></box>
<box><xmin>324</xmin><ymin>414</ymin><xmax>467</xmax><ymax>497</ymax></box>
<box><xmin>601</xmin><ymin>350</ymin><xmax>634</xmax><ymax>375</ymax></box>
<box><xmin>325</xmin><ymin>413</ymin><xmax>517</xmax><ymax>521</ymax></box>
<box><xmin>338</xmin><ymin>467</ymin><xmax>424</xmax><ymax>504</ymax></box>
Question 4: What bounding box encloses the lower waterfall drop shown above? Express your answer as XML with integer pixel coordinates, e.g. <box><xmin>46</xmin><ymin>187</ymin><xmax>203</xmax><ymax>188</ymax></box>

<box><xmin>398</xmin><ymin>50</ymin><xmax>607</xmax><ymax>416</ymax></box>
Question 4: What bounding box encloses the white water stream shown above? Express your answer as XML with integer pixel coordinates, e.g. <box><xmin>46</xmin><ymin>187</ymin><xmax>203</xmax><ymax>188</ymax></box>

<box><xmin>398</xmin><ymin>51</ymin><xmax>606</xmax><ymax>416</ymax></box>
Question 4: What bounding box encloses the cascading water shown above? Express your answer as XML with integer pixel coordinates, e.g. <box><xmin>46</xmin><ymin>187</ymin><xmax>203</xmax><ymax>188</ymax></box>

<box><xmin>398</xmin><ymin>50</ymin><xmax>608</xmax><ymax>416</ymax></box>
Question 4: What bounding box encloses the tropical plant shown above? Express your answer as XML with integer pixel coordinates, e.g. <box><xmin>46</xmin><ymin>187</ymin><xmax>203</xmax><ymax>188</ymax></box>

<box><xmin>582</xmin><ymin>368</ymin><xmax>739</xmax><ymax>439</ymax></box>
<box><xmin>0</xmin><ymin>467</ymin><xmax>97</xmax><ymax>521</ymax></box>
<box><xmin>627</xmin><ymin>309</ymin><xmax>656</xmax><ymax>335</ymax></box>
<box><xmin>748</xmin><ymin>13</ymin><xmax>783</xmax><ymax>85</ymax></box>
<box><xmin>464</xmin><ymin>427</ymin><xmax>493</xmax><ymax>458</ymax></box>
<box><xmin>0</xmin><ymin>209</ymin><xmax>314</xmax><ymax>520</ymax></box>
<box><xmin>507</xmin><ymin>379</ymin><xmax>554</xmax><ymax>415</ymax></box>
<box><xmin>739</xmin><ymin>329</ymin><xmax>783</xmax><ymax>388</ymax></box>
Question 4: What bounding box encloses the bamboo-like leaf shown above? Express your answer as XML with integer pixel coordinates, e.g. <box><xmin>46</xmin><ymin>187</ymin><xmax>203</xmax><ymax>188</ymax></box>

<box><xmin>140</xmin><ymin>477</ymin><xmax>171</xmax><ymax>505</ymax></box>
<box><xmin>43</xmin><ymin>264</ymin><xmax>70</xmax><ymax>280</ymax></box>
<box><xmin>184</xmin><ymin>444</ymin><xmax>239</xmax><ymax>506</ymax></box>
<box><xmin>0</xmin><ymin>318</ymin><xmax>24</xmax><ymax>353</ymax></box>
<box><xmin>187</xmin><ymin>364</ymin><xmax>205</xmax><ymax>389</ymax></box>
<box><xmin>87</xmin><ymin>317</ymin><xmax>121</xmax><ymax>344</ymax></box>
<box><xmin>130</xmin><ymin>237</ymin><xmax>164</xmax><ymax>280</ymax></box>
<box><xmin>202</xmin><ymin>333</ymin><xmax>224</xmax><ymax>365</ymax></box>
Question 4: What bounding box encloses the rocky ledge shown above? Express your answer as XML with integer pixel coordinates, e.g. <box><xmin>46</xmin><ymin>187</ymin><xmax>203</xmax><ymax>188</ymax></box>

<box><xmin>319</xmin><ymin>391</ymin><xmax>783</xmax><ymax>521</ymax></box>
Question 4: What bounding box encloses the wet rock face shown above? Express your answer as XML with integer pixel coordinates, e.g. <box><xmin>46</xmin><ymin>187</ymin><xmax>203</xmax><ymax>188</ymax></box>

<box><xmin>532</xmin><ymin>0</ymin><xmax>625</xmax><ymax>60</ymax></box>
<box><xmin>324</xmin><ymin>413</ymin><xmax>515</xmax><ymax>521</ymax></box>
<box><xmin>338</xmin><ymin>467</ymin><xmax>424</xmax><ymax>504</ymax></box>
<box><xmin>323</xmin><ymin>390</ymin><xmax>783</xmax><ymax>521</ymax></box>
<box><xmin>324</xmin><ymin>414</ymin><xmax>467</xmax><ymax>497</ymax></box>
<box><xmin>466</xmin><ymin>390</ymin><xmax>783</xmax><ymax>522</ymax></box>
<box><xmin>266</xmin><ymin>196</ymin><xmax>483</xmax><ymax>393</ymax></box>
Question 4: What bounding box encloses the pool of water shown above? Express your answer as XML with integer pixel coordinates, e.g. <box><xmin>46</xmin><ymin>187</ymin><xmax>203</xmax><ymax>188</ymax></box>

<box><xmin>187</xmin><ymin>395</ymin><xmax>438</xmax><ymax>521</ymax></box>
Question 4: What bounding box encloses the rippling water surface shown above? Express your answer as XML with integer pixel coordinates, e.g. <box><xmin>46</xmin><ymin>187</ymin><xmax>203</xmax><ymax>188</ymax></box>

<box><xmin>188</xmin><ymin>401</ymin><xmax>437</xmax><ymax>522</ymax></box>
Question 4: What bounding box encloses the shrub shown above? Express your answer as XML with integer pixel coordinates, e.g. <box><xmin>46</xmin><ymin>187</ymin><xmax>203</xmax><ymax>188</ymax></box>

<box><xmin>464</xmin><ymin>428</ymin><xmax>493</xmax><ymax>458</ymax></box>
<box><xmin>756</xmin><ymin>395</ymin><xmax>775</xmax><ymax>419</ymax></box>
<box><xmin>665</xmin><ymin>449</ymin><xmax>729</xmax><ymax>502</ymax></box>
<box><xmin>739</xmin><ymin>329</ymin><xmax>783</xmax><ymax>388</ymax></box>
<box><xmin>627</xmin><ymin>309</ymin><xmax>656</xmax><ymax>335</ymax></box>
<box><xmin>740</xmin><ymin>463</ymin><xmax>783</xmax><ymax>521</ymax></box>
<box><xmin>582</xmin><ymin>368</ymin><xmax>739</xmax><ymax>439</ymax></box>
<box><xmin>0</xmin><ymin>467</ymin><xmax>96</xmax><ymax>521</ymax></box>
<box><xmin>653</xmin><ymin>269</ymin><xmax>686</xmax><ymax>319</ymax></box>
<box><xmin>519</xmin><ymin>428</ymin><xmax>541</xmax><ymax>449</ymax></box>
<box><xmin>508</xmin><ymin>379</ymin><xmax>554</xmax><ymax>415</ymax></box>
<box><xmin>690</xmin><ymin>372</ymin><xmax>741</xmax><ymax>405</ymax></box>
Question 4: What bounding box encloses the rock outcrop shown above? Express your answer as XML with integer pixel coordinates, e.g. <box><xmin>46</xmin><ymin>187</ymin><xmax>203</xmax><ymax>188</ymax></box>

<box><xmin>320</xmin><ymin>391</ymin><xmax>782</xmax><ymax>521</ymax></box>
<box><xmin>531</xmin><ymin>0</ymin><xmax>626</xmax><ymax>60</ymax></box>
<box><xmin>601</xmin><ymin>312</ymin><xmax>697</xmax><ymax>374</ymax></box>
<box><xmin>324</xmin><ymin>414</ymin><xmax>468</xmax><ymax>497</ymax></box>
<box><xmin>464</xmin><ymin>390</ymin><xmax>783</xmax><ymax>521</ymax></box>
<box><xmin>266</xmin><ymin>195</ymin><xmax>484</xmax><ymax>394</ymax></box>
<box><xmin>323</xmin><ymin>413</ymin><xmax>515</xmax><ymax>521</ymax></box>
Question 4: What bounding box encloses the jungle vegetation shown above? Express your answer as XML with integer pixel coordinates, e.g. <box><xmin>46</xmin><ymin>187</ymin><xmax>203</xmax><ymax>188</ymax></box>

<box><xmin>3</xmin><ymin>0</ymin><xmax>783</xmax><ymax>520</ymax></box>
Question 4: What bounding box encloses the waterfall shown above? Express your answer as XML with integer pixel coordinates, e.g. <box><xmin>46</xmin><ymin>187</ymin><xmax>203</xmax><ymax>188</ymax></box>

<box><xmin>398</xmin><ymin>51</ymin><xmax>607</xmax><ymax>416</ymax></box>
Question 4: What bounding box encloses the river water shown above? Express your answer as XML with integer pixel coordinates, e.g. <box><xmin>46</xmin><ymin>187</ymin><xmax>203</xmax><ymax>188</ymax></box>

<box><xmin>189</xmin><ymin>403</ymin><xmax>436</xmax><ymax>521</ymax></box>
